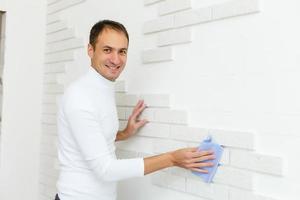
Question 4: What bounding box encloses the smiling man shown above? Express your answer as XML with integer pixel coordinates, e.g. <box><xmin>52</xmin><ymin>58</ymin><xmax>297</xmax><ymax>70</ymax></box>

<box><xmin>55</xmin><ymin>20</ymin><xmax>214</xmax><ymax>200</ymax></box>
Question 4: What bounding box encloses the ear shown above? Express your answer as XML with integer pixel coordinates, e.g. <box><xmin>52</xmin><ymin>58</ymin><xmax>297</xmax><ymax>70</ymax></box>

<box><xmin>87</xmin><ymin>43</ymin><xmax>94</xmax><ymax>58</ymax></box>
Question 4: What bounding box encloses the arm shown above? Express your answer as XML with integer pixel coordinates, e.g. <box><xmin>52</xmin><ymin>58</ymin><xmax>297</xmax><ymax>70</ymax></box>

<box><xmin>67</xmin><ymin>103</ymin><xmax>214</xmax><ymax>179</ymax></box>
<box><xmin>115</xmin><ymin>100</ymin><xmax>215</xmax><ymax>173</ymax></box>
<box><xmin>144</xmin><ymin>148</ymin><xmax>214</xmax><ymax>175</ymax></box>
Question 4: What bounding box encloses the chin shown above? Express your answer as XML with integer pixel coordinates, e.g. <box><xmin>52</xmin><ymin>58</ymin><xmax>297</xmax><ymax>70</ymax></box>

<box><xmin>109</xmin><ymin>75</ymin><xmax>119</xmax><ymax>81</ymax></box>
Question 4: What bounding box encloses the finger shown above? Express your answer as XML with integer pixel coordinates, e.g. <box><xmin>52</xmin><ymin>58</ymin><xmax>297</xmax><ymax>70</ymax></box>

<box><xmin>187</xmin><ymin>161</ymin><xmax>214</xmax><ymax>168</ymax></box>
<box><xmin>190</xmin><ymin>155</ymin><xmax>215</xmax><ymax>163</ymax></box>
<box><xmin>191</xmin><ymin>150</ymin><xmax>214</xmax><ymax>158</ymax></box>
<box><xmin>136</xmin><ymin>119</ymin><xmax>148</xmax><ymax>128</ymax></box>
<box><xmin>190</xmin><ymin>168</ymin><xmax>209</xmax><ymax>173</ymax></box>
<box><xmin>132</xmin><ymin>100</ymin><xmax>144</xmax><ymax>113</ymax></box>
<box><xmin>185</xmin><ymin>147</ymin><xmax>199</xmax><ymax>152</ymax></box>
<box><xmin>132</xmin><ymin>102</ymin><xmax>147</xmax><ymax>119</ymax></box>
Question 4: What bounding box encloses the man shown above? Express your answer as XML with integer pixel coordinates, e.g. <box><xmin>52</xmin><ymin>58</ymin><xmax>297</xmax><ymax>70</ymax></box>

<box><xmin>55</xmin><ymin>20</ymin><xmax>214</xmax><ymax>200</ymax></box>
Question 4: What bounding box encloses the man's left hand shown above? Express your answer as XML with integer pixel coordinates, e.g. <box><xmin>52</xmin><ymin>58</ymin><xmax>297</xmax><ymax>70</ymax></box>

<box><xmin>117</xmin><ymin>100</ymin><xmax>148</xmax><ymax>141</ymax></box>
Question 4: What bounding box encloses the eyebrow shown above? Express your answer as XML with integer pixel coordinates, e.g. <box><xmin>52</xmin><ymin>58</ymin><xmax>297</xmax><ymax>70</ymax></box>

<box><xmin>102</xmin><ymin>45</ymin><xmax>128</xmax><ymax>51</ymax></box>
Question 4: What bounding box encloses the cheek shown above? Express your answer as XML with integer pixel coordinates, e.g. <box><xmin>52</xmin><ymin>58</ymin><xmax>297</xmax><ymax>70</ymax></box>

<box><xmin>121</xmin><ymin>57</ymin><xmax>127</xmax><ymax>65</ymax></box>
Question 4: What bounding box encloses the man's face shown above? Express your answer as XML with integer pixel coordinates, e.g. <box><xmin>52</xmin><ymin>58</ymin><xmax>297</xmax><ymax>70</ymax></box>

<box><xmin>88</xmin><ymin>28</ymin><xmax>128</xmax><ymax>81</ymax></box>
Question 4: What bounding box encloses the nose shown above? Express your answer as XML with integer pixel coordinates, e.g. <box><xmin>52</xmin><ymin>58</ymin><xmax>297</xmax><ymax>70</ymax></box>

<box><xmin>109</xmin><ymin>52</ymin><xmax>121</xmax><ymax>65</ymax></box>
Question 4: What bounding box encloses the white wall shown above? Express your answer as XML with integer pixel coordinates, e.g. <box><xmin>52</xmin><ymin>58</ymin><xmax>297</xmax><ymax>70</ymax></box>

<box><xmin>0</xmin><ymin>0</ymin><xmax>45</xmax><ymax>200</ymax></box>
<box><xmin>39</xmin><ymin>0</ymin><xmax>300</xmax><ymax>200</ymax></box>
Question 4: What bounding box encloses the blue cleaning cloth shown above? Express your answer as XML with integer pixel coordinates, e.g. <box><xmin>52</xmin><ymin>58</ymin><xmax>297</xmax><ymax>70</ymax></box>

<box><xmin>192</xmin><ymin>136</ymin><xmax>223</xmax><ymax>183</ymax></box>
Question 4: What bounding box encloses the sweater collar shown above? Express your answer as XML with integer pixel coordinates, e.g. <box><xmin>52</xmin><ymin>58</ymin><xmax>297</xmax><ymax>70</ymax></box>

<box><xmin>88</xmin><ymin>66</ymin><xmax>115</xmax><ymax>89</ymax></box>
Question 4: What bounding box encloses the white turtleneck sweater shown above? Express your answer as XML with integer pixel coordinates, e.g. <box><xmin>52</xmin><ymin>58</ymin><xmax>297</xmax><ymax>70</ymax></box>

<box><xmin>56</xmin><ymin>67</ymin><xmax>144</xmax><ymax>200</ymax></box>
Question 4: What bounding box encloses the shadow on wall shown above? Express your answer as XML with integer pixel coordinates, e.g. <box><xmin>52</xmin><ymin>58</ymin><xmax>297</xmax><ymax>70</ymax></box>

<box><xmin>0</xmin><ymin>11</ymin><xmax>6</xmax><ymax>130</ymax></box>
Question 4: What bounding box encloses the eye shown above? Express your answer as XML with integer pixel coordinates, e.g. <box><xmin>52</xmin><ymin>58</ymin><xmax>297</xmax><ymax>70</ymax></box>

<box><xmin>119</xmin><ymin>49</ymin><xmax>127</xmax><ymax>56</ymax></box>
<box><xmin>103</xmin><ymin>48</ymin><xmax>111</xmax><ymax>53</ymax></box>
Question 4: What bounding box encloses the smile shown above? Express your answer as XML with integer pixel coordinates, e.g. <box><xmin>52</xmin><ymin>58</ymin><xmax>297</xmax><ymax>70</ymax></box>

<box><xmin>105</xmin><ymin>65</ymin><xmax>120</xmax><ymax>69</ymax></box>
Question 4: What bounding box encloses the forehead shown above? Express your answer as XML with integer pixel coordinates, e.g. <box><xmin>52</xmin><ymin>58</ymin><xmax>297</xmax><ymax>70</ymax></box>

<box><xmin>96</xmin><ymin>28</ymin><xmax>128</xmax><ymax>48</ymax></box>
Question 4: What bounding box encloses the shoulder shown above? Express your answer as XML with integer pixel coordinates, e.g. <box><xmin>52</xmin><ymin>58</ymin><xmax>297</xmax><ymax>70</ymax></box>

<box><xmin>62</xmin><ymin>75</ymin><xmax>95</xmax><ymax>113</ymax></box>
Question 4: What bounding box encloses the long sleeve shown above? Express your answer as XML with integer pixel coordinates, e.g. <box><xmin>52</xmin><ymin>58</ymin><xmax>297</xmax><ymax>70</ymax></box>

<box><xmin>64</xmin><ymin>96</ymin><xmax>144</xmax><ymax>182</ymax></box>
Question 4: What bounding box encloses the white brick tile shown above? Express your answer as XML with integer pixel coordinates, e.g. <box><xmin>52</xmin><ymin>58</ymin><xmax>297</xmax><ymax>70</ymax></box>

<box><xmin>174</xmin><ymin>7</ymin><xmax>212</xmax><ymax>27</ymax></box>
<box><xmin>151</xmin><ymin>171</ymin><xmax>168</xmax><ymax>187</ymax></box>
<box><xmin>40</xmin><ymin>155</ymin><xmax>58</xmax><ymax>171</ymax></box>
<box><xmin>44</xmin><ymin>74</ymin><xmax>57</xmax><ymax>84</ymax></box>
<box><xmin>46</xmin><ymin>21</ymin><xmax>68</xmax><ymax>34</ymax></box>
<box><xmin>115</xmin><ymin>93</ymin><xmax>140</xmax><ymax>106</ymax></box>
<box><xmin>124</xmin><ymin>107</ymin><xmax>133</xmax><ymax>119</ymax></box>
<box><xmin>44</xmin><ymin>63</ymin><xmax>66</xmax><ymax>73</ymax></box>
<box><xmin>220</xmin><ymin>147</ymin><xmax>230</xmax><ymax>165</ymax></box>
<box><xmin>158</xmin><ymin>28</ymin><xmax>192</xmax><ymax>46</ymax></box>
<box><xmin>40</xmin><ymin>142</ymin><xmax>57</xmax><ymax>156</ymax></box>
<box><xmin>115</xmin><ymin>149</ymin><xmax>139</xmax><ymax>159</ymax></box>
<box><xmin>118</xmin><ymin>120</ymin><xmax>127</xmax><ymax>130</ymax></box>
<box><xmin>137</xmin><ymin>107</ymin><xmax>156</xmax><ymax>121</ymax></box>
<box><xmin>45</xmin><ymin>50</ymin><xmax>74</xmax><ymax>63</ymax></box>
<box><xmin>42</xmin><ymin>114</ymin><xmax>57</xmax><ymax>125</ymax></box>
<box><xmin>116</xmin><ymin>136</ymin><xmax>153</xmax><ymax>154</ymax></box>
<box><xmin>154</xmin><ymin>109</ymin><xmax>188</xmax><ymax>124</ymax></box>
<box><xmin>43</xmin><ymin>184</ymin><xmax>57</xmax><ymax>197</ymax></box>
<box><xmin>168</xmin><ymin>166</ymin><xmax>189</xmax><ymax>177</ymax></box>
<box><xmin>43</xmin><ymin>72</ymin><xmax>64</xmax><ymax>84</ymax></box>
<box><xmin>46</xmin><ymin>38</ymin><xmax>83</xmax><ymax>53</ymax></box>
<box><xmin>152</xmin><ymin>138</ymin><xmax>187</xmax><ymax>153</ymax></box>
<box><xmin>40</xmin><ymin>166</ymin><xmax>59</xmax><ymax>179</ymax></box>
<box><xmin>143</xmin><ymin>15</ymin><xmax>174</xmax><ymax>34</ymax></box>
<box><xmin>48</xmin><ymin>0</ymin><xmax>61</xmax><ymax>5</ymax></box>
<box><xmin>47</xmin><ymin>28</ymin><xmax>75</xmax><ymax>43</ymax></box>
<box><xmin>138</xmin><ymin>122</ymin><xmax>170</xmax><ymax>138</ymax></box>
<box><xmin>186</xmin><ymin>178</ymin><xmax>229</xmax><ymax>200</ymax></box>
<box><xmin>142</xmin><ymin>47</ymin><xmax>173</xmax><ymax>63</ymax></box>
<box><xmin>212</xmin><ymin>0</ymin><xmax>260</xmax><ymax>21</ymax></box>
<box><xmin>170</xmin><ymin>125</ymin><xmax>208</xmax><ymax>142</ymax></box>
<box><xmin>44</xmin><ymin>84</ymin><xmax>64</xmax><ymax>94</ymax></box>
<box><xmin>41</xmin><ymin>134</ymin><xmax>57</xmax><ymax>147</ymax></box>
<box><xmin>214</xmin><ymin>166</ymin><xmax>253</xmax><ymax>190</ymax></box>
<box><xmin>56</xmin><ymin>73</ymin><xmax>66</xmax><ymax>85</ymax></box>
<box><xmin>39</xmin><ymin>174</ymin><xmax>57</xmax><ymax>187</ymax></box>
<box><xmin>46</xmin><ymin>14</ymin><xmax>60</xmax><ymax>24</ymax></box>
<box><xmin>42</xmin><ymin>104</ymin><xmax>58</xmax><ymax>115</ymax></box>
<box><xmin>166</xmin><ymin>173</ymin><xmax>186</xmax><ymax>192</ymax></box>
<box><xmin>47</xmin><ymin>0</ymin><xmax>85</xmax><ymax>14</ymax></box>
<box><xmin>144</xmin><ymin>0</ymin><xmax>163</xmax><ymax>6</ymax></box>
<box><xmin>56</xmin><ymin>95</ymin><xmax>63</xmax><ymax>105</ymax></box>
<box><xmin>124</xmin><ymin>94</ymin><xmax>139</xmax><ymax>106</ymax></box>
<box><xmin>42</xmin><ymin>124</ymin><xmax>57</xmax><ymax>135</ymax></box>
<box><xmin>209</xmin><ymin>129</ymin><xmax>255</xmax><ymax>149</ymax></box>
<box><xmin>159</xmin><ymin>0</ymin><xmax>192</xmax><ymax>16</ymax></box>
<box><xmin>117</xmin><ymin>107</ymin><xmax>127</xmax><ymax>120</ymax></box>
<box><xmin>230</xmin><ymin>150</ymin><xmax>283</xmax><ymax>176</ymax></box>
<box><xmin>187</xmin><ymin>141</ymin><xmax>200</xmax><ymax>148</ymax></box>
<box><xmin>229</xmin><ymin>187</ymin><xmax>279</xmax><ymax>200</ymax></box>
<box><xmin>115</xmin><ymin>81</ymin><xmax>127</xmax><ymax>92</ymax></box>
<box><xmin>43</xmin><ymin>94</ymin><xmax>57</xmax><ymax>104</ymax></box>
<box><xmin>140</xmin><ymin>94</ymin><xmax>170</xmax><ymax>107</ymax></box>
<box><xmin>40</xmin><ymin>155</ymin><xmax>56</xmax><ymax>169</ymax></box>
<box><xmin>151</xmin><ymin>171</ymin><xmax>186</xmax><ymax>192</ymax></box>
<box><xmin>38</xmin><ymin>193</ymin><xmax>49</xmax><ymax>200</ymax></box>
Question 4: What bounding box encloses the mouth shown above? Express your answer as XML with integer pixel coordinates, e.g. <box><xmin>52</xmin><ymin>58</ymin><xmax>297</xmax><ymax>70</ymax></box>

<box><xmin>105</xmin><ymin>65</ymin><xmax>120</xmax><ymax>72</ymax></box>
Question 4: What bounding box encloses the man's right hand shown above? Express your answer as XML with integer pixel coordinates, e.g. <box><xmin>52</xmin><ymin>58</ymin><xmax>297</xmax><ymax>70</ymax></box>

<box><xmin>144</xmin><ymin>147</ymin><xmax>215</xmax><ymax>175</ymax></box>
<box><xmin>169</xmin><ymin>147</ymin><xmax>215</xmax><ymax>173</ymax></box>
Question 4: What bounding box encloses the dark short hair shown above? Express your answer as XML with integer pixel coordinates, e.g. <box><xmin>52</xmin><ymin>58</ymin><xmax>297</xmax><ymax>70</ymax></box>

<box><xmin>89</xmin><ymin>20</ymin><xmax>129</xmax><ymax>49</ymax></box>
